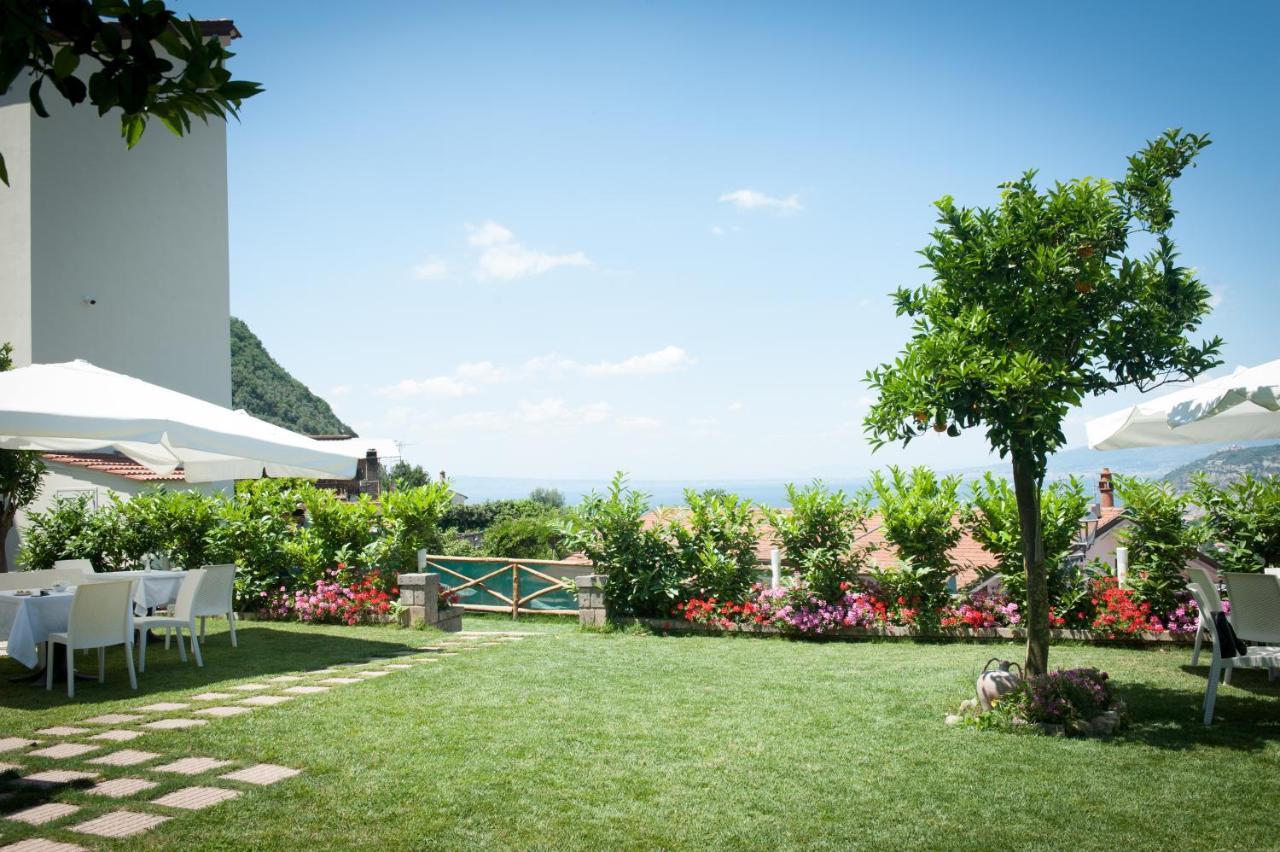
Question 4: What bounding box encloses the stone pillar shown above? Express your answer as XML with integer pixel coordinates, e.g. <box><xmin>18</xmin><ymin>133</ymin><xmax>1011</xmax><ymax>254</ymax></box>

<box><xmin>397</xmin><ymin>572</ymin><xmax>439</xmax><ymax>627</ymax></box>
<box><xmin>575</xmin><ymin>574</ymin><xmax>607</xmax><ymax>628</ymax></box>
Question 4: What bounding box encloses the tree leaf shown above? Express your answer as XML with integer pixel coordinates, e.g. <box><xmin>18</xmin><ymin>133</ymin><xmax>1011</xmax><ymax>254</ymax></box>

<box><xmin>53</xmin><ymin>46</ymin><xmax>80</xmax><ymax>79</ymax></box>
<box><xmin>28</xmin><ymin>80</ymin><xmax>49</xmax><ymax>118</ymax></box>
<box><xmin>0</xmin><ymin>152</ymin><xmax>8</xmax><ymax>187</ymax></box>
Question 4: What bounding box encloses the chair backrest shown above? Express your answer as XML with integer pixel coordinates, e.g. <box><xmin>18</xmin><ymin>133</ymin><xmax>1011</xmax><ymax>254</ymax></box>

<box><xmin>171</xmin><ymin>569</ymin><xmax>207</xmax><ymax>621</ymax></box>
<box><xmin>1187</xmin><ymin>566</ymin><xmax>1222</xmax><ymax>614</ymax></box>
<box><xmin>52</xmin><ymin>559</ymin><xmax>95</xmax><ymax>575</ymax></box>
<box><xmin>191</xmin><ymin>564</ymin><xmax>236</xmax><ymax>617</ymax></box>
<box><xmin>1223</xmin><ymin>573</ymin><xmax>1280</xmax><ymax>645</ymax></box>
<box><xmin>1265</xmin><ymin>567</ymin><xmax>1280</xmax><ymax>578</ymax></box>
<box><xmin>1187</xmin><ymin>582</ymin><xmax>1222</xmax><ymax>657</ymax></box>
<box><xmin>68</xmin><ymin>579</ymin><xmax>135</xmax><ymax>649</ymax></box>
<box><xmin>0</xmin><ymin>567</ymin><xmax>90</xmax><ymax>591</ymax></box>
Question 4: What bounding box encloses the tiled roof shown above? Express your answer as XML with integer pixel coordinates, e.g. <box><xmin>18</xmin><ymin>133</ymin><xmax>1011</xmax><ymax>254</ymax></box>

<box><xmin>42</xmin><ymin>452</ymin><xmax>185</xmax><ymax>482</ymax></box>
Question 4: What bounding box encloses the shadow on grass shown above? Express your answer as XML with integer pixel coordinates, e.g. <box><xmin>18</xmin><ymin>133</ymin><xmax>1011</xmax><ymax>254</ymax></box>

<box><xmin>0</xmin><ymin>624</ymin><xmax>441</xmax><ymax>710</ymax></box>
<box><xmin>0</xmin><ymin>765</ymin><xmax>95</xmax><ymax>815</ymax></box>
<box><xmin>1116</xmin><ymin>671</ymin><xmax>1280</xmax><ymax>752</ymax></box>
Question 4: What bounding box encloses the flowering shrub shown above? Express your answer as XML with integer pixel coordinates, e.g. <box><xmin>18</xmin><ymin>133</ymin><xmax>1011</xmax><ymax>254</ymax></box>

<box><xmin>439</xmin><ymin>585</ymin><xmax>461</xmax><ymax>609</ymax></box>
<box><xmin>260</xmin><ymin>566</ymin><xmax>396</xmax><ymax>626</ymax></box>
<box><xmin>752</xmin><ymin>580</ymin><xmax>887</xmax><ymax>634</ymax></box>
<box><xmin>995</xmin><ymin>667</ymin><xmax>1120</xmax><ymax>728</ymax></box>
<box><xmin>675</xmin><ymin>596</ymin><xmax>760</xmax><ymax>629</ymax></box>
<box><xmin>940</xmin><ymin>591</ymin><xmax>1021</xmax><ymax>629</ymax></box>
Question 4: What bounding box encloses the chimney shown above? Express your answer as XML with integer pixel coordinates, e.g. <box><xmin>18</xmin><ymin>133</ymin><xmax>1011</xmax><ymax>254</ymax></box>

<box><xmin>439</xmin><ymin>470</ymin><xmax>447</xmax><ymax>483</ymax></box>
<box><xmin>1098</xmin><ymin>468</ymin><xmax>1114</xmax><ymax>509</ymax></box>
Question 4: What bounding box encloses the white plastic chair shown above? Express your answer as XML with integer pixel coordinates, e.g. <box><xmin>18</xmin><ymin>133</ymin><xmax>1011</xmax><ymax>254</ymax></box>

<box><xmin>189</xmin><ymin>564</ymin><xmax>238</xmax><ymax>647</ymax></box>
<box><xmin>134</xmin><ymin>569</ymin><xmax>205</xmax><ymax>672</ymax></box>
<box><xmin>1197</xmin><ymin>574</ymin><xmax>1280</xmax><ymax>725</ymax></box>
<box><xmin>52</xmin><ymin>559</ymin><xmax>96</xmax><ymax>576</ymax></box>
<box><xmin>1187</xmin><ymin>566</ymin><xmax>1221</xmax><ymax>666</ymax></box>
<box><xmin>45</xmin><ymin>579</ymin><xmax>137</xmax><ymax>698</ymax></box>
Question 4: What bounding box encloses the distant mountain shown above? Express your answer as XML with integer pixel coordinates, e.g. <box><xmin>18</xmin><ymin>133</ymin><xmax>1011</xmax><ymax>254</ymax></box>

<box><xmin>1162</xmin><ymin>443</ymin><xmax>1280</xmax><ymax>492</ymax></box>
<box><xmin>230</xmin><ymin>317</ymin><xmax>353</xmax><ymax>436</ymax></box>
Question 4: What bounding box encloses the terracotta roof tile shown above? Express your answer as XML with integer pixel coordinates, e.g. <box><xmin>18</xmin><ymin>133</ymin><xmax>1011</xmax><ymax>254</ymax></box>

<box><xmin>42</xmin><ymin>453</ymin><xmax>185</xmax><ymax>482</ymax></box>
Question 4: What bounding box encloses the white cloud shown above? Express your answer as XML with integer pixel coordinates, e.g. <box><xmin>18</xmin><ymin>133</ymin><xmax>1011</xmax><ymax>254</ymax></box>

<box><xmin>719</xmin><ymin>189</ymin><xmax>803</xmax><ymax>213</ymax></box>
<box><xmin>412</xmin><ymin>258</ymin><xmax>449</xmax><ymax>280</ymax></box>
<box><xmin>466</xmin><ymin>221</ymin><xmax>514</xmax><ymax>247</ymax></box>
<box><xmin>375</xmin><ymin>376</ymin><xmax>478</xmax><ymax>399</ymax></box>
<box><xmin>578</xmin><ymin>346</ymin><xmax>694</xmax><ymax>377</ymax></box>
<box><xmin>1209</xmin><ymin>287</ymin><xmax>1225</xmax><ymax>309</ymax></box>
<box><xmin>464</xmin><ymin>220</ymin><xmax>592</xmax><ymax>281</ymax></box>
<box><xmin>455</xmin><ymin>361</ymin><xmax>512</xmax><ymax>384</ymax></box>
<box><xmin>727</xmin><ymin>401</ymin><xmax>745</xmax><ymax>414</ymax></box>
<box><xmin>328</xmin><ymin>384</ymin><xmax>352</xmax><ymax>398</ymax></box>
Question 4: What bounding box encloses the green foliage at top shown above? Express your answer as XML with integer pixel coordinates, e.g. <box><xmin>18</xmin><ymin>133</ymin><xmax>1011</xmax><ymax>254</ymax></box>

<box><xmin>529</xmin><ymin>487</ymin><xmax>566</xmax><ymax>509</ymax></box>
<box><xmin>864</xmin><ymin>130</ymin><xmax>1221</xmax><ymax>478</ymax></box>
<box><xmin>16</xmin><ymin>479</ymin><xmax>453</xmax><ymax>601</ymax></box>
<box><xmin>230</xmin><ymin>317</ymin><xmax>353</xmax><ymax>436</ymax></box>
<box><xmin>443</xmin><ymin>499</ymin><xmax>558</xmax><ymax>534</ymax></box>
<box><xmin>385</xmin><ymin>460</ymin><xmax>432</xmax><ymax>490</ymax></box>
<box><xmin>0</xmin><ymin>342</ymin><xmax>46</xmax><ymax>572</ymax></box>
<box><xmin>965</xmin><ymin>473</ymin><xmax>1092</xmax><ymax>608</ymax></box>
<box><xmin>1192</xmin><ymin>473</ymin><xmax>1280</xmax><ymax>571</ymax></box>
<box><xmin>661</xmin><ymin>489</ymin><xmax>761</xmax><ymax>604</ymax></box>
<box><xmin>560</xmin><ymin>473</ymin><xmax>672</xmax><ymax>617</ymax></box>
<box><xmin>1114</xmin><ymin>476</ymin><xmax>1202</xmax><ymax>614</ymax></box>
<box><xmin>482</xmin><ymin>517</ymin><xmax>568</xmax><ymax>561</ymax></box>
<box><xmin>0</xmin><ymin>1</ymin><xmax>263</xmax><ymax>186</ymax></box>
<box><xmin>870</xmin><ymin>465</ymin><xmax>963</xmax><ymax>572</ymax></box>
<box><xmin>766</xmin><ymin>481</ymin><xmax>871</xmax><ymax>603</ymax></box>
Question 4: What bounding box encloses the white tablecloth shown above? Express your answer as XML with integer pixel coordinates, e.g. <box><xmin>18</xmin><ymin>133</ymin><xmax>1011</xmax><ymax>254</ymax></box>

<box><xmin>0</xmin><ymin>590</ymin><xmax>75</xmax><ymax>668</ymax></box>
<box><xmin>82</xmin><ymin>571</ymin><xmax>186</xmax><ymax>614</ymax></box>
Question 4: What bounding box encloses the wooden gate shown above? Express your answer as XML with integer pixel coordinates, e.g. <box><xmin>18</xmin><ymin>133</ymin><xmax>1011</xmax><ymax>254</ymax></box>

<box><xmin>418</xmin><ymin>555</ymin><xmax>594</xmax><ymax>618</ymax></box>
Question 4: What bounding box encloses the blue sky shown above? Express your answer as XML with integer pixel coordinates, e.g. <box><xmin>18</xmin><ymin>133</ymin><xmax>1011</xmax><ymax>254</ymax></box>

<box><xmin>186</xmin><ymin>1</ymin><xmax>1279</xmax><ymax>480</ymax></box>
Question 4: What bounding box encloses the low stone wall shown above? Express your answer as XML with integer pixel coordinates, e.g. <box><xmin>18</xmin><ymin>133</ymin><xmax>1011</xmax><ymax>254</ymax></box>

<box><xmin>396</xmin><ymin>572</ymin><xmax>462</xmax><ymax>632</ymax></box>
<box><xmin>636</xmin><ymin>617</ymin><xmax>1195</xmax><ymax>646</ymax></box>
<box><xmin>574</xmin><ymin>574</ymin><xmax>607</xmax><ymax>628</ymax></box>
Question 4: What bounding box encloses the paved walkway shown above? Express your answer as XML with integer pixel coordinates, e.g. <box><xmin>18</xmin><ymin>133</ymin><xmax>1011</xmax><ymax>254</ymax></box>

<box><xmin>0</xmin><ymin>632</ymin><xmax>535</xmax><ymax>850</ymax></box>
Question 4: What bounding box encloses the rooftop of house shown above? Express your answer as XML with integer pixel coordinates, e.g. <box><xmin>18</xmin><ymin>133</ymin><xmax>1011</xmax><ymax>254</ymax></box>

<box><xmin>42</xmin><ymin>452</ymin><xmax>185</xmax><ymax>482</ymax></box>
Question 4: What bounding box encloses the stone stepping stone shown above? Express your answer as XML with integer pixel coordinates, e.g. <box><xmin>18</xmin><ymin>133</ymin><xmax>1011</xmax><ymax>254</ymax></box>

<box><xmin>220</xmin><ymin>763</ymin><xmax>300</xmax><ymax>786</ymax></box>
<box><xmin>229</xmin><ymin>683</ymin><xmax>270</xmax><ymax>691</ymax></box>
<box><xmin>267</xmin><ymin>675</ymin><xmax>303</xmax><ymax>683</ymax></box>
<box><xmin>86</xmin><ymin>777</ymin><xmax>158</xmax><ymax>799</ymax></box>
<box><xmin>282</xmin><ymin>685</ymin><xmax>329</xmax><ymax>695</ymax></box>
<box><xmin>20</xmin><ymin>769</ymin><xmax>98</xmax><ymax>786</ymax></box>
<box><xmin>355</xmin><ymin>670</ymin><xmax>390</xmax><ymax>678</ymax></box>
<box><xmin>0</xmin><ymin>738</ymin><xmax>38</xmax><ymax>753</ymax></box>
<box><xmin>88</xmin><ymin>730</ymin><xmax>143</xmax><ymax>743</ymax></box>
<box><xmin>195</xmin><ymin>706</ymin><xmax>251</xmax><ymax>718</ymax></box>
<box><xmin>190</xmin><ymin>692</ymin><xmax>235</xmax><ymax>701</ymax></box>
<box><xmin>319</xmin><ymin>677</ymin><xmax>361</xmax><ymax>685</ymax></box>
<box><xmin>153</xmin><ymin>757</ymin><xmax>233</xmax><ymax>776</ymax></box>
<box><xmin>141</xmin><ymin>718</ymin><xmax>207</xmax><ymax>731</ymax></box>
<box><xmin>152</xmin><ymin>785</ymin><xmax>241</xmax><ymax>810</ymax></box>
<box><xmin>135</xmin><ymin>702</ymin><xmax>190</xmax><ymax>713</ymax></box>
<box><xmin>71</xmin><ymin>810</ymin><xmax>169</xmax><ymax>839</ymax></box>
<box><xmin>82</xmin><ymin>714</ymin><xmax>142</xmax><ymax>725</ymax></box>
<box><xmin>34</xmin><ymin>727</ymin><xmax>89</xmax><ymax>737</ymax></box>
<box><xmin>6</xmin><ymin>803</ymin><xmax>80</xmax><ymax>825</ymax></box>
<box><xmin>0</xmin><ymin>839</ymin><xmax>89</xmax><ymax>852</ymax></box>
<box><xmin>382</xmin><ymin>664</ymin><xmax>413</xmax><ymax>670</ymax></box>
<box><xmin>27</xmin><ymin>743</ymin><xmax>98</xmax><ymax>760</ymax></box>
<box><xmin>309</xmin><ymin>668</ymin><xmax>340</xmax><ymax>674</ymax></box>
<box><xmin>0</xmin><ymin>762</ymin><xmax>22</xmax><ymax>773</ymax></box>
<box><xmin>87</xmin><ymin>749</ymin><xmax>160</xmax><ymax>768</ymax></box>
<box><xmin>237</xmin><ymin>695</ymin><xmax>292</xmax><ymax>707</ymax></box>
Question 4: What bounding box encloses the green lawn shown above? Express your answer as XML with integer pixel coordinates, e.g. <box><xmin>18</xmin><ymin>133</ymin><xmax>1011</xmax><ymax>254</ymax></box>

<box><xmin>1</xmin><ymin>617</ymin><xmax>1278</xmax><ymax>850</ymax></box>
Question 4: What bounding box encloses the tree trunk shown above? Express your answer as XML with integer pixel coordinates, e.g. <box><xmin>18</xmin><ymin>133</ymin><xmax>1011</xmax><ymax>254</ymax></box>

<box><xmin>0</xmin><ymin>506</ymin><xmax>12</xmax><ymax>573</ymax></box>
<box><xmin>1011</xmin><ymin>449</ymin><xmax>1048</xmax><ymax>676</ymax></box>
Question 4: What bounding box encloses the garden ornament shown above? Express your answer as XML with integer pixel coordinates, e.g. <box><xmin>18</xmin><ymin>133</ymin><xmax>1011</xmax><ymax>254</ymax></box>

<box><xmin>976</xmin><ymin>658</ymin><xmax>1023</xmax><ymax>711</ymax></box>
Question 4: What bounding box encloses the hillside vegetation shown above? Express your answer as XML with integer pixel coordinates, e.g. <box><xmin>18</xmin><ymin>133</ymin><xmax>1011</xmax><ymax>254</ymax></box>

<box><xmin>1163</xmin><ymin>443</ymin><xmax>1280</xmax><ymax>491</ymax></box>
<box><xmin>230</xmin><ymin>317</ymin><xmax>353</xmax><ymax>436</ymax></box>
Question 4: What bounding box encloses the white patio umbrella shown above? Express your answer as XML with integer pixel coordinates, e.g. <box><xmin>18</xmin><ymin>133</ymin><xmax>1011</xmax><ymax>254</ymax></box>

<box><xmin>1087</xmin><ymin>358</ymin><xmax>1280</xmax><ymax>450</ymax></box>
<box><xmin>0</xmin><ymin>360</ymin><xmax>358</xmax><ymax>482</ymax></box>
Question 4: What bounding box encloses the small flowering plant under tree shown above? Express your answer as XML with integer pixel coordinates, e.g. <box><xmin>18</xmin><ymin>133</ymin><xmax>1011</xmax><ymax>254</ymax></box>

<box><xmin>976</xmin><ymin>667</ymin><xmax>1126</xmax><ymax>736</ymax></box>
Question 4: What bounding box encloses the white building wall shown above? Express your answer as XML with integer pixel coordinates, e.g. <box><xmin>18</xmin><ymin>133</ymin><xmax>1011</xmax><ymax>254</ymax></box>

<box><xmin>0</xmin><ymin>67</ymin><xmax>231</xmax><ymax>405</ymax></box>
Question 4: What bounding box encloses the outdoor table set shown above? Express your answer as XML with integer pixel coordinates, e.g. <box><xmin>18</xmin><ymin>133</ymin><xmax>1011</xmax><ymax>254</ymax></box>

<box><xmin>0</xmin><ymin>563</ymin><xmax>238</xmax><ymax>697</ymax></box>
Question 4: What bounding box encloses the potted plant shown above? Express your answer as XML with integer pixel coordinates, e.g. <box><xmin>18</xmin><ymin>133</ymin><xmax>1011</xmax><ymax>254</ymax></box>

<box><xmin>433</xmin><ymin>585</ymin><xmax>463</xmax><ymax>632</ymax></box>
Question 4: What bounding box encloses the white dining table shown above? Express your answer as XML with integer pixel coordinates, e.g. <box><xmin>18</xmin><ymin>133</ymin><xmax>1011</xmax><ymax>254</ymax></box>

<box><xmin>0</xmin><ymin>572</ymin><xmax>185</xmax><ymax>670</ymax></box>
<box><xmin>0</xmin><ymin>589</ymin><xmax>76</xmax><ymax>668</ymax></box>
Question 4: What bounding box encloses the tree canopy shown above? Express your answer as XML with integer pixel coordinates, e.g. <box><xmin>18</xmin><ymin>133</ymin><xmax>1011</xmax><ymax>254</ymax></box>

<box><xmin>864</xmin><ymin>130</ymin><xmax>1221</xmax><ymax>673</ymax></box>
<box><xmin>0</xmin><ymin>0</ymin><xmax>262</xmax><ymax>185</ymax></box>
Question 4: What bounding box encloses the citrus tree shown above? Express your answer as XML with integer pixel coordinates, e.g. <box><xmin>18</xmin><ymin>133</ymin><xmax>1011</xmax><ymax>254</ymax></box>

<box><xmin>864</xmin><ymin>130</ymin><xmax>1221</xmax><ymax>674</ymax></box>
<box><xmin>0</xmin><ymin>0</ymin><xmax>262</xmax><ymax>185</ymax></box>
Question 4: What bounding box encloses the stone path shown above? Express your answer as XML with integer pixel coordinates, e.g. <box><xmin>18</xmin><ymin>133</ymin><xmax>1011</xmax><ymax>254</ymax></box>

<box><xmin>0</xmin><ymin>632</ymin><xmax>535</xmax><ymax>849</ymax></box>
